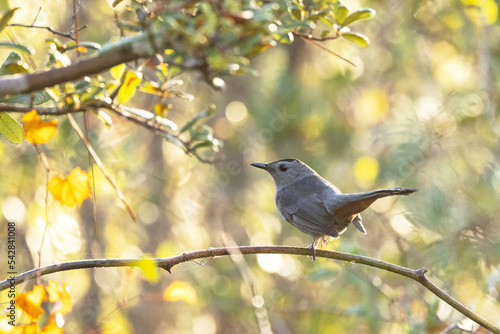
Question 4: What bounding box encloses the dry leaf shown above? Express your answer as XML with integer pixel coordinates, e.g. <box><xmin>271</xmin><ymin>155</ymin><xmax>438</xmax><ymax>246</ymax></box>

<box><xmin>48</xmin><ymin>167</ymin><xmax>90</xmax><ymax>208</ymax></box>
<box><xmin>39</xmin><ymin>313</ymin><xmax>63</xmax><ymax>334</ymax></box>
<box><xmin>16</xmin><ymin>285</ymin><xmax>47</xmax><ymax>320</ymax></box>
<box><xmin>22</xmin><ymin>110</ymin><xmax>58</xmax><ymax>144</ymax></box>
<box><xmin>46</xmin><ymin>281</ymin><xmax>73</xmax><ymax>315</ymax></box>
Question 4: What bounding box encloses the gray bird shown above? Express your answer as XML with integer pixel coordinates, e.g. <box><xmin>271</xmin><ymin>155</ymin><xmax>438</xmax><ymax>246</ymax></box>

<box><xmin>250</xmin><ymin>158</ymin><xmax>417</xmax><ymax>259</ymax></box>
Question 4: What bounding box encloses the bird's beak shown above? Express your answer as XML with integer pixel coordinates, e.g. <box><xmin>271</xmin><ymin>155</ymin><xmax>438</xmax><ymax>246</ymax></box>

<box><xmin>250</xmin><ymin>162</ymin><xmax>268</xmax><ymax>170</ymax></box>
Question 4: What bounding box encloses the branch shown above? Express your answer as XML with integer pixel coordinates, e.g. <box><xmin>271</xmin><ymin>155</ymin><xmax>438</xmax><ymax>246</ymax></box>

<box><xmin>1</xmin><ymin>102</ymin><xmax>216</xmax><ymax>163</ymax></box>
<box><xmin>0</xmin><ymin>246</ymin><xmax>498</xmax><ymax>333</ymax></box>
<box><xmin>299</xmin><ymin>35</ymin><xmax>356</xmax><ymax>66</ymax></box>
<box><xmin>9</xmin><ymin>23</ymin><xmax>86</xmax><ymax>41</ymax></box>
<box><xmin>0</xmin><ymin>33</ymin><xmax>160</xmax><ymax>96</ymax></box>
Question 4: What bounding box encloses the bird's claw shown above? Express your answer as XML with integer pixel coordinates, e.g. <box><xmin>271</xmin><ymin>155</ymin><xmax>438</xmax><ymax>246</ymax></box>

<box><xmin>307</xmin><ymin>244</ymin><xmax>317</xmax><ymax>261</ymax></box>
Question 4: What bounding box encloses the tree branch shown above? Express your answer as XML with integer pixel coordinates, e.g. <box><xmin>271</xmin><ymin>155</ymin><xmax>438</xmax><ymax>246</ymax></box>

<box><xmin>0</xmin><ymin>33</ymin><xmax>159</xmax><ymax>96</ymax></box>
<box><xmin>9</xmin><ymin>23</ymin><xmax>86</xmax><ymax>41</ymax></box>
<box><xmin>0</xmin><ymin>246</ymin><xmax>498</xmax><ymax>333</ymax></box>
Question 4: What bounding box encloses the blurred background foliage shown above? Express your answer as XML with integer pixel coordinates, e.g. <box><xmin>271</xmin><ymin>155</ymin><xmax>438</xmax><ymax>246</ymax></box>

<box><xmin>0</xmin><ymin>0</ymin><xmax>500</xmax><ymax>333</ymax></box>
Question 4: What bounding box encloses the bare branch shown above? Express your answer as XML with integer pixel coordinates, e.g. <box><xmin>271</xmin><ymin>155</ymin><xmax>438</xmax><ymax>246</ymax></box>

<box><xmin>299</xmin><ymin>35</ymin><xmax>356</xmax><ymax>66</ymax></box>
<box><xmin>66</xmin><ymin>114</ymin><xmax>139</xmax><ymax>223</ymax></box>
<box><xmin>0</xmin><ymin>246</ymin><xmax>498</xmax><ymax>333</ymax></box>
<box><xmin>9</xmin><ymin>23</ymin><xmax>86</xmax><ymax>41</ymax></box>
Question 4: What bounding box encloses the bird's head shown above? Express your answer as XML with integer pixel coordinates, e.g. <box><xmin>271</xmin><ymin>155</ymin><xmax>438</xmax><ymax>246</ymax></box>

<box><xmin>250</xmin><ymin>158</ymin><xmax>316</xmax><ymax>188</ymax></box>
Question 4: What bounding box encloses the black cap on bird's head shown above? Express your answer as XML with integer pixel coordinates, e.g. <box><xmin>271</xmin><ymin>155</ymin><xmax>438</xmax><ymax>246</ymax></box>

<box><xmin>250</xmin><ymin>158</ymin><xmax>317</xmax><ymax>189</ymax></box>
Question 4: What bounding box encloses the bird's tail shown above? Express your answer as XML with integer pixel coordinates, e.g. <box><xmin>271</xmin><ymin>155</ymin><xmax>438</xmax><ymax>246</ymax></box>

<box><xmin>332</xmin><ymin>187</ymin><xmax>417</xmax><ymax>232</ymax></box>
<box><xmin>363</xmin><ymin>187</ymin><xmax>417</xmax><ymax>198</ymax></box>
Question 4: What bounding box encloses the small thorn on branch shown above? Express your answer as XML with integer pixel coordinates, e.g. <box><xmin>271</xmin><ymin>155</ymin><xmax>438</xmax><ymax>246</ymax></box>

<box><xmin>159</xmin><ymin>262</ymin><xmax>173</xmax><ymax>274</ymax></box>
<box><xmin>416</xmin><ymin>267</ymin><xmax>428</xmax><ymax>277</ymax></box>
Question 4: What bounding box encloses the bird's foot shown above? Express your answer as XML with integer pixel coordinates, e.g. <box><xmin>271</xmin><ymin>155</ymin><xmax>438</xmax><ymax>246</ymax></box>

<box><xmin>307</xmin><ymin>244</ymin><xmax>317</xmax><ymax>261</ymax></box>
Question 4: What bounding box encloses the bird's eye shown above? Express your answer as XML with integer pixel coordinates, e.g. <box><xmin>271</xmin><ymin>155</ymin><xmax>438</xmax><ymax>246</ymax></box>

<box><xmin>279</xmin><ymin>164</ymin><xmax>288</xmax><ymax>172</ymax></box>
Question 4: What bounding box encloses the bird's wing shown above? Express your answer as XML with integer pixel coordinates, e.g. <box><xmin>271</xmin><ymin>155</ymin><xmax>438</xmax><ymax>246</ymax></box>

<box><xmin>276</xmin><ymin>187</ymin><xmax>339</xmax><ymax>238</ymax></box>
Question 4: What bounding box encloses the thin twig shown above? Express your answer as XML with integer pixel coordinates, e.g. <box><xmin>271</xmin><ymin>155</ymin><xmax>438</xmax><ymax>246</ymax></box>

<box><xmin>0</xmin><ymin>246</ymin><xmax>497</xmax><ymax>333</ymax></box>
<box><xmin>66</xmin><ymin>114</ymin><xmax>139</xmax><ymax>223</ymax></box>
<box><xmin>34</xmin><ymin>145</ymin><xmax>51</xmax><ymax>284</ymax></box>
<box><xmin>83</xmin><ymin>111</ymin><xmax>98</xmax><ymax>235</ymax></box>
<box><xmin>299</xmin><ymin>35</ymin><xmax>356</xmax><ymax>66</ymax></box>
<box><xmin>30</xmin><ymin>7</ymin><xmax>42</xmax><ymax>26</ymax></box>
<box><xmin>8</xmin><ymin>23</ymin><xmax>86</xmax><ymax>41</ymax></box>
<box><xmin>73</xmin><ymin>0</ymin><xmax>80</xmax><ymax>55</ymax></box>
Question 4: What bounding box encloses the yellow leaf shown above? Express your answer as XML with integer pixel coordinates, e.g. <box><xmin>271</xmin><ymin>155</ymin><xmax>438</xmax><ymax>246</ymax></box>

<box><xmin>353</xmin><ymin>156</ymin><xmax>379</xmax><ymax>186</ymax></box>
<box><xmin>110</xmin><ymin>63</ymin><xmax>126</xmax><ymax>80</ymax></box>
<box><xmin>22</xmin><ymin>110</ymin><xmax>58</xmax><ymax>144</ymax></box>
<box><xmin>39</xmin><ymin>313</ymin><xmax>63</xmax><ymax>334</ymax></box>
<box><xmin>140</xmin><ymin>81</ymin><xmax>161</xmax><ymax>96</ymax></box>
<box><xmin>46</xmin><ymin>280</ymin><xmax>61</xmax><ymax>302</ymax></box>
<box><xmin>163</xmin><ymin>280</ymin><xmax>198</xmax><ymax>305</ymax></box>
<box><xmin>45</xmin><ymin>281</ymin><xmax>72</xmax><ymax>315</ymax></box>
<box><xmin>48</xmin><ymin>167</ymin><xmax>90</xmax><ymax>208</ymax></box>
<box><xmin>137</xmin><ymin>256</ymin><xmax>159</xmax><ymax>283</ymax></box>
<box><xmin>462</xmin><ymin>0</ymin><xmax>498</xmax><ymax>25</ymax></box>
<box><xmin>117</xmin><ymin>70</ymin><xmax>142</xmax><ymax>104</ymax></box>
<box><xmin>58</xmin><ymin>283</ymin><xmax>73</xmax><ymax>315</ymax></box>
<box><xmin>16</xmin><ymin>285</ymin><xmax>47</xmax><ymax>320</ymax></box>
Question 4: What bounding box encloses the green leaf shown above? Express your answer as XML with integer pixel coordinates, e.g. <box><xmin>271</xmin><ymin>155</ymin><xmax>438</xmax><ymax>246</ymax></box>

<box><xmin>342</xmin><ymin>32</ymin><xmax>370</xmax><ymax>48</ymax></box>
<box><xmin>0</xmin><ymin>7</ymin><xmax>19</xmax><ymax>34</ymax></box>
<box><xmin>0</xmin><ymin>112</ymin><xmax>24</xmax><ymax>144</ymax></box>
<box><xmin>336</xmin><ymin>5</ymin><xmax>350</xmax><ymax>25</ymax></box>
<box><xmin>342</xmin><ymin>8</ymin><xmax>376</xmax><ymax>26</ymax></box>
<box><xmin>179</xmin><ymin>104</ymin><xmax>216</xmax><ymax>133</ymax></box>
<box><xmin>0</xmin><ymin>42</ymin><xmax>35</xmax><ymax>55</ymax></box>
<box><xmin>0</xmin><ymin>92</ymin><xmax>51</xmax><ymax>105</ymax></box>
<box><xmin>112</xmin><ymin>0</ymin><xmax>124</xmax><ymax>7</ymax></box>
<box><xmin>190</xmin><ymin>140</ymin><xmax>218</xmax><ymax>151</ymax></box>
<box><xmin>277</xmin><ymin>32</ymin><xmax>294</xmax><ymax>45</ymax></box>
<box><xmin>307</xmin><ymin>9</ymin><xmax>331</xmax><ymax>22</ymax></box>
<box><xmin>190</xmin><ymin>125</ymin><xmax>213</xmax><ymax>142</ymax></box>
<box><xmin>163</xmin><ymin>134</ymin><xmax>187</xmax><ymax>151</ymax></box>
<box><xmin>0</xmin><ymin>51</ymin><xmax>23</xmax><ymax>75</ymax></box>
<box><xmin>0</xmin><ymin>51</ymin><xmax>51</xmax><ymax>105</ymax></box>
<box><xmin>320</xmin><ymin>30</ymin><xmax>331</xmax><ymax>39</ymax></box>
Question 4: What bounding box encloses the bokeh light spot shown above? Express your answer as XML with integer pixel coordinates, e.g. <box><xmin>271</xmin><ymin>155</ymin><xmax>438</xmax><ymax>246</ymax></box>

<box><xmin>354</xmin><ymin>88</ymin><xmax>389</xmax><ymax>126</ymax></box>
<box><xmin>353</xmin><ymin>156</ymin><xmax>379</xmax><ymax>185</ymax></box>
<box><xmin>257</xmin><ymin>254</ymin><xmax>283</xmax><ymax>273</ymax></box>
<box><xmin>225</xmin><ymin>101</ymin><xmax>248</xmax><ymax>125</ymax></box>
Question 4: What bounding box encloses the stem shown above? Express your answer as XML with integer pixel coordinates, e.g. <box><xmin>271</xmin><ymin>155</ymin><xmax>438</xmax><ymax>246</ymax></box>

<box><xmin>34</xmin><ymin>144</ymin><xmax>51</xmax><ymax>284</ymax></box>
<box><xmin>0</xmin><ymin>246</ymin><xmax>497</xmax><ymax>333</ymax></box>
<box><xmin>66</xmin><ymin>114</ymin><xmax>138</xmax><ymax>223</ymax></box>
